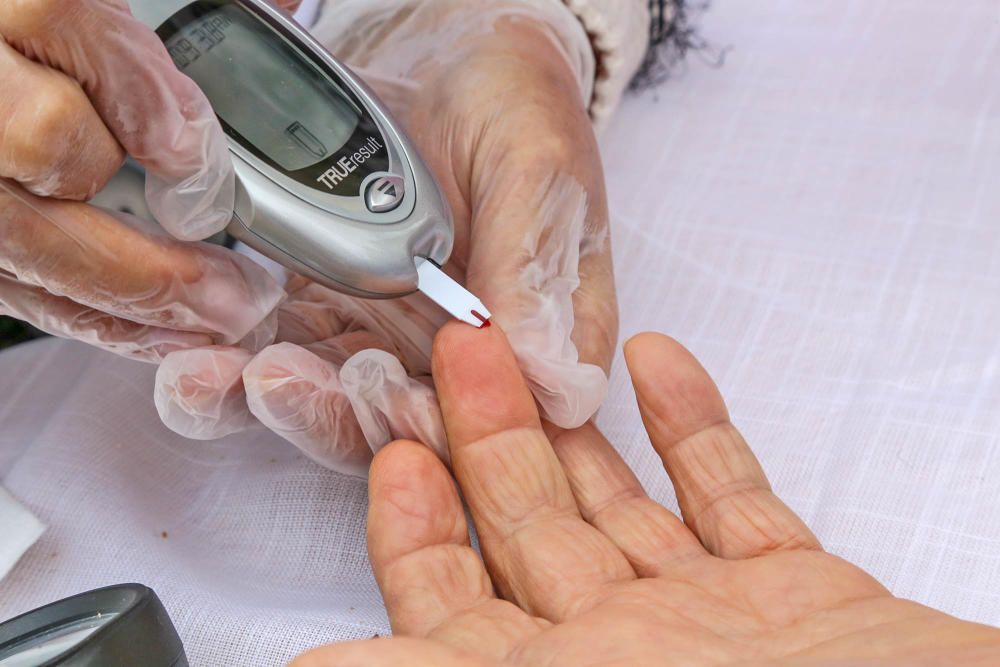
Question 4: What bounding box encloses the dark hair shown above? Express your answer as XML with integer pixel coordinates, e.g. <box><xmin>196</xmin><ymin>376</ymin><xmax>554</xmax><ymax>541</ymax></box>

<box><xmin>632</xmin><ymin>0</ymin><xmax>724</xmax><ymax>90</ymax></box>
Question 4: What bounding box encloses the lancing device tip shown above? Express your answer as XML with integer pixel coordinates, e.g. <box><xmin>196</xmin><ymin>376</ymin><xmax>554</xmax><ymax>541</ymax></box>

<box><xmin>415</xmin><ymin>258</ymin><xmax>492</xmax><ymax>328</ymax></box>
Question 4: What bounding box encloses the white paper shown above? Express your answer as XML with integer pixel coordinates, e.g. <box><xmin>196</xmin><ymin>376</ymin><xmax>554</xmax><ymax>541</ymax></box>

<box><xmin>0</xmin><ymin>486</ymin><xmax>45</xmax><ymax>582</ymax></box>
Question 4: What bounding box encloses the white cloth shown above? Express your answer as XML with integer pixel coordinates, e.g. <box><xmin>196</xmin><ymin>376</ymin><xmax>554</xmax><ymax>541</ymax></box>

<box><xmin>2</xmin><ymin>0</ymin><xmax>1000</xmax><ymax>664</ymax></box>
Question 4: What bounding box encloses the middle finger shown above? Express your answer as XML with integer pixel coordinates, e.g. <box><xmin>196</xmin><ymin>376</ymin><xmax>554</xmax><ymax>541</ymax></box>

<box><xmin>432</xmin><ymin>322</ymin><xmax>635</xmax><ymax>621</ymax></box>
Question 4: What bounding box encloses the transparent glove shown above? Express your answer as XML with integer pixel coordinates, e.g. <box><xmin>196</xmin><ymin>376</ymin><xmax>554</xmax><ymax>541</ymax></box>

<box><xmin>154</xmin><ymin>0</ymin><xmax>618</xmax><ymax>473</ymax></box>
<box><xmin>0</xmin><ymin>0</ymin><xmax>286</xmax><ymax>361</ymax></box>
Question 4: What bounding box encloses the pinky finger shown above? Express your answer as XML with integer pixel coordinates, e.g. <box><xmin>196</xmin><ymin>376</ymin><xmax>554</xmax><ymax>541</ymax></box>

<box><xmin>0</xmin><ymin>271</ymin><xmax>212</xmax><ymax>362</ymax></box>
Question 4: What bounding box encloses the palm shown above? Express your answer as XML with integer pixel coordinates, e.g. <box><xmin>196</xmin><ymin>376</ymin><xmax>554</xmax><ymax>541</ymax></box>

<box><xmin>509</xmin><ymin>551</ymin><xmax>901</xmax><ymax>665</ymax></box>
<box><xmin>294</xmin><ymin>326</ymin><xmax>1000</xmax><ymax>666</ymax></box>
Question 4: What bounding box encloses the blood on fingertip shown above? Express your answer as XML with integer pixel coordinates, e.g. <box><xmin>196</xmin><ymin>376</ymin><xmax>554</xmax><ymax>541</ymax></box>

<box><xmin>472</xmin><ymin>310</ymin><xmax>491</xmax><ymax>328</ymax></box>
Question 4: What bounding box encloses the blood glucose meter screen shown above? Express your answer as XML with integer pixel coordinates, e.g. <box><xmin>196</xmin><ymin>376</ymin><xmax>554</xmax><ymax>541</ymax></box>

<box><xmin>164</xmin><ymin>4</ymin><xmax>361</xmax><ymax>172</ymax></box>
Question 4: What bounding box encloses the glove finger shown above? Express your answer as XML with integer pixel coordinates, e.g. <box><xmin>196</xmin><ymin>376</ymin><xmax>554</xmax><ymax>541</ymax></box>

<box><xmin>572</xmin><ymin>226</ymin><xmax>618</xmax><ymax>377</ymax></box>
<box><xmin>150</xmin><ymin>310</ymin><xmax>280</xmax><ymax>442</ymax></box>
<box><xmin>340</xmin><ymin>349</ymin><xmax>448</xmax><ymax>464</ymax></box>
<box><xmin>467</xmin><ymin>172</ymin><xmax>610</xmax><ymax>429</ymax></box>
<box><xmin>0</xmin><ymin>40</ymin><xmax>124</xmax><ymax>200</ymax></box>
<box><xmin>155</xmin><ymin>346</ymin><xmax>257</xmax><ymax>440</ymax></box>
<box><xmin>243</xmin><ymin>342</ymin><xmax>373</xmax><ymax>477</ymax></box>
<box><xmin>277</xmin><ymin>281</ymin><xmax>444</xmax><ymax>375</ymax></box>
<box><xmin>303</xmin><ymin>329</ymin><xmax>399</xmax><ymax>367</ymax></box>
<box><xmin>0</xmin><ymin>181</ymin><xmax>285</xmax><ymax>345</ymax></box>
<box><xmin>0</xmin><ymin>271</ymin><xmax>212</xmax><ymax>362</ymax></box>
<box><xmin>0</xmin><ymin>0</ymin><xmax>233</xmax><ymax>240</ymax></box>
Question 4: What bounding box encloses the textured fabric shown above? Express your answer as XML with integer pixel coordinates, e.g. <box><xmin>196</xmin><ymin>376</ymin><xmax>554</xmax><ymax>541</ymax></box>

<box><xmin>2</xmin><ymin>1</ymin><xmax>1000</xmax><ymax>665</ymax></box>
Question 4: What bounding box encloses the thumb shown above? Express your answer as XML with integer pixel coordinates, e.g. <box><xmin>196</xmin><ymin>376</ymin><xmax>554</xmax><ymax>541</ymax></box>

<box><xmin>467</xmin><ymin>173</ymin><xmax>614</xmax><ymax>429</ymax></box>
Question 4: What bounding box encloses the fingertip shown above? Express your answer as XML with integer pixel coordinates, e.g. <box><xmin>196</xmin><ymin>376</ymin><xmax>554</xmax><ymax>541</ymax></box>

<box><xmin>369</xmin><ymin>439</ymin><xmax>437</xmax><ymax>487</ymax></box>
<box><xmin>368</xmin><ymin>440</ymin><xmax>466</xmax><ymax>568</ymax></box>
<box><xmin>243</xmin><ymin>342</ymin><xmax>337</xmax><ymax>421</ymax></box>
<box><xmin>622</xmin><ymin>331</ymin><xmax>674</xmax><ymax>363</ymax></box>
<box><xmin>624</xmin><ymin>333</ymin><xmax>711</xmax><ymax>385</ymax></box>
<box><xmin>430</xmin><ymin>320</ymin><xmax>483</xmax><ymax>370</ymax></box>
<box><xmin>154</xmin><ymin>346</ymin><xmax>253</xmax><ymax>397</ymax></box>
<box><xmin>243</xmin><ymin>343</ymin><xmax>373</xmax><ymax>474</ymax></box>
<box><xmin>624</xmin><ymin>333</ymin><xmax>730</xmax><ymax>437</ymax></box>
<box><xmin>145</xmin><ymin>166</ymin><xmax>234</xmax><ymax>242</ymax></box>
<box><xmin>154</xmin><ymin>346</ymin><xmax>255</xmax><ymax>440</ymax></box>
<box><xmin>243</xmin><ymin>341</ymin><xmax>322</xmax><ymax>380</ymax></box>
<box><xmin>432</xmin><ymin>321</ymin><xmax>540</xmax><ymax>446</ymax></box>
<box><xmin>140</xmin><ymin>90</ymin><xmax>235</xmax><ymax>241</ymax></box>
<box><xmin>341</xmin><ymin>350</ymin><xmax>448</xmax><ymax>461</ymax></box>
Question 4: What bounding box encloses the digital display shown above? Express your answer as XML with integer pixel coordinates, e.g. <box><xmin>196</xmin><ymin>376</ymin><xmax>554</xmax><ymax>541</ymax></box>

<box><xmin>164</xmin><ymin>4</ymin><xmax>361</xmax><ymax>172</ymax></box>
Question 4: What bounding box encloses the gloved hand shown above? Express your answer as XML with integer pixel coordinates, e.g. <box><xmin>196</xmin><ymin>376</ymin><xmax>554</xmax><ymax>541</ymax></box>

<box><xmin>154</xmin><ymin>0</ymin><xmax>619</xmax><ymax>475</ymax></box>
<box><xmin>0</xmin><ymin>0</ymin><xmax>286</xmax><ymax>361</ymax></box>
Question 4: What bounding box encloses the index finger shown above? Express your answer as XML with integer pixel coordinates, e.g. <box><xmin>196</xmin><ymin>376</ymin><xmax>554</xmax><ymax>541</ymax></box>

<box><xmin>432</xmin><ymin>322</ymin><xmax>633</xmax><ymax>621</ymax></box>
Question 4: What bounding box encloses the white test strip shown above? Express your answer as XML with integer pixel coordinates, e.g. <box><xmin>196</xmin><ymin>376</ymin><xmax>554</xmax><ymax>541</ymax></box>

<box><xmin>415</xmin><ymin>258</ymin><xmax>492</xmax><ymax>328</ymax></box>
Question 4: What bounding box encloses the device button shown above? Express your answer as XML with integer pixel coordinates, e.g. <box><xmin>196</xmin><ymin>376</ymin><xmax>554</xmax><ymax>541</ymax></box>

<box><xmin>364</xmin><ymin>175</ymin><xmax>405</xmax><ymax>213</ymax></box>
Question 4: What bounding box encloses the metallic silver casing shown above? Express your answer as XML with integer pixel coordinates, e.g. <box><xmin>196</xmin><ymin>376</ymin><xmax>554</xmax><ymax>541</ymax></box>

<box><xmin>126</xmin><ymin>0</ymin><xmax>453</xmax><ymax>298</ymax></box>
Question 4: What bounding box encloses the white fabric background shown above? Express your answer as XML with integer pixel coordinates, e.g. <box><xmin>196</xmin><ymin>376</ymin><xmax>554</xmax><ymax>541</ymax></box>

<box><xmin>3</xmin><ymin>0</ymin><xmax>1000</xmax><ymax>664</ymax></box>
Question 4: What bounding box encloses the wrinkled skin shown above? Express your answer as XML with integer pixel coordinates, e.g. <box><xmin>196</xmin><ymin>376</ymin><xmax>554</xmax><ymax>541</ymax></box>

<box><xmin>292</xmin><ymin>324</ymin><xmax>1000</xmax><ymax>666</ymax></box>
<box><xmin>0</xmin><ymin>0</ymin><xmax>285</xmax><ymax>358</ymax></box>
<box><xmin>157</xmin><ymin>4</ymin><xmax>618</xmax><ymax>474</ymax></box>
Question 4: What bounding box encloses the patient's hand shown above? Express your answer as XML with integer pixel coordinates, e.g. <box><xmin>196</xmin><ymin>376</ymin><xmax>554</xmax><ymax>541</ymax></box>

<box><xmin>292</xmin><ymin>324</ymin><xmax>1000</xmax><ymax>666</ymax></box>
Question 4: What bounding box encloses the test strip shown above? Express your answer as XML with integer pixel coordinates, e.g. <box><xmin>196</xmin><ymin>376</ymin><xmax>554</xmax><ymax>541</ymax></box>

<box><xmin>415</xmin><ymin>258</ymin><xmax>492</xmax><ymax>328</ymax></box>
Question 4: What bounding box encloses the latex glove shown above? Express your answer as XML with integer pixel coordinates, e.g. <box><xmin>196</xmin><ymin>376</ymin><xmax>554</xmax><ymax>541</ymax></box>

<box><xmin>156</xmin><ymin>275</ymin><xmax>450</xmax><ymax>475</ymax></box>
<box><xmin>154</xmin><ymin>0</ymin><xmax>618</xmax><ymax>474</ymax></box>
<box><xmin>292</xmin><ymin>323</ymin><xmax>1000</xmax><ymax>666</ymax></box>
<box><xmin>0</xmin><ymin>1</ymin><xmax>286</xmax><ymax>361</ymax></box>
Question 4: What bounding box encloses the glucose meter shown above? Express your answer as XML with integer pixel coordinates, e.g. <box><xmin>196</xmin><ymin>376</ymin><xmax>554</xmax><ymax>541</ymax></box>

<box><xmin>121</xmin><ymin>0</ymin><xmax>490</xmax><ymax>326</ymax></box>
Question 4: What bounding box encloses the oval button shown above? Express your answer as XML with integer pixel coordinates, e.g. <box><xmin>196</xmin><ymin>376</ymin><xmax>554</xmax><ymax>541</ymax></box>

<box><xmin>364</xmin><ymin>174</ymin><xmax>405</xmax><ymax>213</ymax></box>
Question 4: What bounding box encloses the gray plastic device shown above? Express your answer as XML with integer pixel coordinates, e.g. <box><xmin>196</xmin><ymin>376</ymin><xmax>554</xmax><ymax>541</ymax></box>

<box><xmin>117</xmin><ymin>0</ymin><xmax>490</xmax><ymax>326</ymax></box>
<box><xmin>0</xmin><ymin>584</ymin><xmax>186</xmax><ymax>666</ymax></box>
